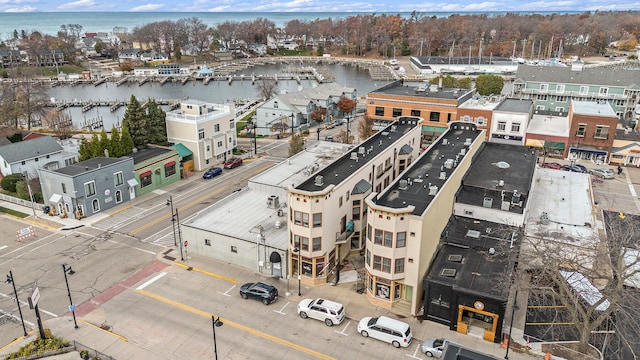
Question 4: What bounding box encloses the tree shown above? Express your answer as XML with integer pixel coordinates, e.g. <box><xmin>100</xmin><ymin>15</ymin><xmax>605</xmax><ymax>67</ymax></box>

<box><xmin>357</xmin><ymin>113</ymin><xmax>375</xmax><ymax>140</ymax></box>
<box><xmin>122</xmin><ymin>95</ymin><xmax>148</xmax><ymax>149</ymax></box>
<box><xmin>458</xmin><ymin>77</ymin><xmax>472</xmax><ymax>89</ymax></box>
<box><xmin>78</xmin><ymin>137</ymin><xmax>91</xmax><ymax>161</ymax></box>
<box><xmin>146</xmin><ymin>99</ymin><xmax>168</xmax><ymax>146</ymax></box>
<box><xmin>288</xmin><ymin>133</ymin><xmax>305</xmax><ymax>156</ymax></box>
<box><xmin>120</xmin><ymin>125</ymin><xmax>135</xmax><ymax>155</ymax></box>
<box><xmin>475</xmin><ymin>74</ymin><xmax>504</xmax><ymax>96</ymax></box>
<box><xmin>335</xmin><ymin>129</ymin><xmax>354</xmax><ymax>144</ymax></box>
<box><xmin>255</xmin><ymin>79</ymin><xmax>278</xmax><ymax>101</ymax></box>
<box><xmin>310</xmin><ymin>108</ymin><xmax>327</xmax><ymax>126</ymax></box>
<box><xmin>337</xmin><ymin>97</ymin><xmax>356</xmax><ymax>117</ymax></box>
<box><xmin>43</xmin><ymin>110</ymin><xmax>73</xmax><ymax>140</ymax></box>
<box><xmin>89</xmin><ymin>133</ymin><xmax>101</xmax><ymax>158</ymax></box>
<box><xmin>110</xmin><ymin>126</ymin><xmax>123</xmax><ymax>157</ymax></box>
<box><xmin>99</xmin><ymin>129</ymin><xmax>111</xmax><ymax>157</ymax></box>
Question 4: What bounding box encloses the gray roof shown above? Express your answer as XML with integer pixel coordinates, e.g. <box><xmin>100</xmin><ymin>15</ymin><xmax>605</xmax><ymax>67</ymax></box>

<box><xmin>571</xmin><ymin>100</ymin><xmax>617</xmax><ymax>117</ymax></box>
<box><xmin>370</xmin><ymin>80</ymin><xmax>475</xmax><ymax>103</ymax></box>
<box><xmin>351</xmin><ymin>179</ymin><xmax>372</xmax><ymax>195</ymax></box>
<box><xmin>0</xmin><ymin>136</ymin><xmax>62</xmax><ymax>163</ymax></box>
<box><xmin>129</xmin><ymin>147</ymin><xmax>175</xmax><ymax>165</ymax></box>
<box><xmin>515</xmin><ymin>64</ymin><xmax>640</xmax><ymax>87</ymax></box>
<box><xmin>55</xmin><ymin>157</ymin><xmax>128</xmax><ymax>176</ymax></box>
<box><xmin>398</xmin><ymin>144</ymin><xmax>413</xmax><ymax>155</ymax></box>
<box><xmin>277</xmin><ymin>82</ymin><xmax>355</xmax><ymax>109</ymax></box>
<box><xmin>494</xmin><ymin>98</ymin><xmax>533</xmax><ymax>113</ymax></box>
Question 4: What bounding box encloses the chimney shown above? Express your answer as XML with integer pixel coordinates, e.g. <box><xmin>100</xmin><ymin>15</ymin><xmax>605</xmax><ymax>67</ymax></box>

<box><xmin>438</xmin><ymin>74</ymin><xmax>443</xmax><ymax>89</ymax></box>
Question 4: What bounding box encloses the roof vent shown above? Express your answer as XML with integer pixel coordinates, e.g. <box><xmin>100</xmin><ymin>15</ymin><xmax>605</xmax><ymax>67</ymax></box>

<box><xmin>429</xmin><ymin>185</ymin><xmax>438</xmax><ymax>195</ymax></box>
<box><xmin>495</xmin><ymin>161</ymin><xmax>510</xmax><ymax>169</ymax></box>
<box><xmin>466</xmin><ymin>230</ymin><xmax>481</xmax><ymax>238</ymax></box>
<box><xmin>441</xmin><ymin>268</ymin><xmax>457</xmax><ymax>277</ymax></box>
<box><xmin>443</xmin><ymin>139</ymin><xmax>448</xmax><ymax>145</ymax></box>
<box><xmin>439</xmin><ymin>171</ymin><xmax>447</xmax><ymax>180</ymax></box>
<box><xmin>447</xmin><ymin>254</ymin><xmax>463</xmax><ymax>262</ymax></box>
<box><xmin>541</xmin><ymin>212</ymin><xmax>550</xmax><ymax>225</ymax></box>
<box><xmin>464</xmin><ymin>138</ymin><xmax>472</xmax><ymax>146</ymax></box>
<box><xmin>444</xmin><ymin>159</ymin><xmax>454</xmax><ymax>169</ymax></box>
<box><xmin>498</xmin><ymin>180</ymin><xmax>505</xmax><ymax>187</ymax></box>
<box><xmin>483</xmin><ymin>197</ymin><xmax>493</xmax><ymax>208</ymax></box>
<box><xmin>314</xmin><ymin>175</ymin><xmax>324</xmax><ymax>186</ymax></box>
<box><xmin>399</xmin><ymin>179</ymin><xmax>408</xmax><ymax>190</ymax></box>
<box><xmin>489</xmin><ymin>247</ymin><xmax>496</xmax><ymax>255</ymax></box>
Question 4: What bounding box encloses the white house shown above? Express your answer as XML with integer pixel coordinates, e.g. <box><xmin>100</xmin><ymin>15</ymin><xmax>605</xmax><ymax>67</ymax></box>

<box><xmin>0</xmin><ymin>136</ymin><xmax>77</xmax><ymax>178</ymax></box>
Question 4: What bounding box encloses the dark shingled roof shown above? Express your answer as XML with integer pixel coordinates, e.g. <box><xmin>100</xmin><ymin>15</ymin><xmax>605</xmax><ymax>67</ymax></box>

<box><xmin>0</xmin><ymin>136</ymin><xmax>62</xmax><ymax>163</ymax></box>
<box><xmin>54</xmin><ymin>157</ymin><xmax>128</xmax><ymax>176</ymax></box>
<box><xmin>515</xmin><ymin>64</ymin><xmax>640</xmax><ymax>87</ymax></box>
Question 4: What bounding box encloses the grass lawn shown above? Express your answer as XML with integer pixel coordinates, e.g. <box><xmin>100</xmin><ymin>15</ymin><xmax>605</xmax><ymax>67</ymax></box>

<box><xmin>0</xmin><ymin>205</ymin><xmax>29</xmax><ymax>218</ymax></box>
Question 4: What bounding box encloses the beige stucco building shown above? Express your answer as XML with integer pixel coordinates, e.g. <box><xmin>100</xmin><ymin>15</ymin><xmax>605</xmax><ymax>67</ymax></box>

<box><xmin>166</xmin><ymin>99</ymin><xmax>236</xmax><ymax>171</ymax></box>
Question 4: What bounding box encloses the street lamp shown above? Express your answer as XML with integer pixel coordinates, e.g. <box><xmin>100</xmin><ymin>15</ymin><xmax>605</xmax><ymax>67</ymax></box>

<box><xmin>293</xmin><ymin>247</ymin><xmax>301</xmax><ymax>296</ymax></box>
<box><xmin>166</xmin><ymin>196</ymin><xmax>177</xmax><ymax>246</ymax></box>
<box><xmin>211</xmin><ymin>315</ymin><xmax>223</xmax><ymax>360</ymax></box>
<box><xmin>504</xmin><ymin>289</ymin><xmax>518</xmax><ymax>359</ymax></box>
<box><xmin>175</xmin><ymin>209</ymin><xmax>184</xmax><ymax>261</ymax></box>
<box><xmin>62</xmin><ymin>264</ymin><xmax>79</xmax><ymax>329</ymax></box>
<box><xmin>5</xmin><ymin>271</ymin><xmax>28</xmax><ymax>337</ymax></box>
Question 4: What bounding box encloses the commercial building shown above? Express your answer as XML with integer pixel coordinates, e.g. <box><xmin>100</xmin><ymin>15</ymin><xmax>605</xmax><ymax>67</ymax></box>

<box><xmin>130</xmin><ymin>145</ymin><xmax>180</xmax><ymax>197</ymax></box>
<box><xmin>567</xmin><ymin>100</ymin><xmax>618</xmax><ymax>163</ymax></box>
<box><xmin>166</xmin><ymin>99</ymin><xmax>236</xmax><ymax>171</ymax></box>
<box><xmin>489</xmin><ymin>98</ymin><xmax>533</xmax><ymax>146</ymax></box>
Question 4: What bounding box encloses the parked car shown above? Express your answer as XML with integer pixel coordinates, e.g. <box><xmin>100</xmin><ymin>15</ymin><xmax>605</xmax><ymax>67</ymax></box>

<box><xmin>297</xmin><ymin>298</ymin><xmax>345</xmax><ymax>326</ymax></box>
<box><xmin>202</xmin><ymin>167</ymin><xmax>222</xmax><ymax>179</ymax></box>
<box><xmin>239</xmin><ymin>282</ymin><xmax>278</xmax><ymax>305</ymax></box>
<box><xmin>563</xmin><ymin>164</ymin><xmax>587</xmax><ymax>173</ymax></box>
<box><xmin>224</xmin><ymin>157</ymin><xmax>243</xmax><ymax>169</ymax></box>
<box><xmin>589</xmin><ymin>168</ymin><xmax>615</xmax><ymax>179</ymax></box>
<box><xmin>421</xmin><ymin>338</ymin><xmax>447</xmax><ymax>358</ymax></box>
<box><xmin>357</xmin><ymin>316</ymin><xmax>412</xmax><ymax>348</ymax></box>
<box><xmin>542</xmin><ymin>162</ymin><xmax>563</xmax><ymax>170</ymax></box>
<box><xmin>325</xmin><ymin>135</ymin><xmax>334</xmax><ymax>142</ymax></box>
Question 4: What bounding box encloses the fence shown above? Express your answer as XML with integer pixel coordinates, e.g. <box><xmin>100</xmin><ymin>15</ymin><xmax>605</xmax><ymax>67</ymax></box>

<box><xmin>74</xmin><ymin>340</ymin><xmax>115</xmax><ymax>360</ymax></box>
<box><xmin>0</xmin><ymin>193</ymin><xmax>35</xmax><ymax>209</ymax></box>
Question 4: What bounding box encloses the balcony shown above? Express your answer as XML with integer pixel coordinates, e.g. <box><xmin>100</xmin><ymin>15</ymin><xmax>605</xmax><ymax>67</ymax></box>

<box><xmin>335</xmin><ymin>220</ymin><xmax>355</xmax><ymax>244</ymax></box>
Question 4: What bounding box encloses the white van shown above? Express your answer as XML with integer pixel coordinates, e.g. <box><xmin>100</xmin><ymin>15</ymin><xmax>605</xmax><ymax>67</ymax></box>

<box><xmin>357</xmin><ymin>316</ymin><xmax>412</xmax><ymax>348</ymax></box>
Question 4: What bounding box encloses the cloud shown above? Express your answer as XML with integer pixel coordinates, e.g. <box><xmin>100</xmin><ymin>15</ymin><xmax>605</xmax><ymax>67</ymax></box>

<box><xmin>56</xmin><ymin>0</ymin><xmax>98</xmax><ymax>10</ymax></box>
<box><xmin>130</xmin><ymin>3</ymin><xmax>165</xmax><ymax>11</ymax></box>
<box><xmin>3</xmin><ymin>5</ymin><xmax>36</xmax><ymax>12</ymax></box>
<box><xmin>206</xmin><ymin>5</ymin><xmax>233</xmax><ymax>11</ymax></box>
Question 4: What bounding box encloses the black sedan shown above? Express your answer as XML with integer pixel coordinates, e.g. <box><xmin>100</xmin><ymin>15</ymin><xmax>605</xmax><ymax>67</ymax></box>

<box><xmin>239</xmin><ymin>282</ymin><xmax>278</xmax><ymax>305</ymax></box>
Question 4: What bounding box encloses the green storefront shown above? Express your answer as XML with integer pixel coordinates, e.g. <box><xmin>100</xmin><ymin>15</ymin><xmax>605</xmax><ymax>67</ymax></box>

<box><xmin>131</xmin><ymin>145</ymin><xmax>181</xmax><ymax>197</ymax></box>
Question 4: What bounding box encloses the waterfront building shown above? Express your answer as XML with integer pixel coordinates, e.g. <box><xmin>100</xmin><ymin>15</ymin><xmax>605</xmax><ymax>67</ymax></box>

<box><xmin>409</xmin><ymin>56</ymin><xmax>518</xmax><ymax>75</ymax></box>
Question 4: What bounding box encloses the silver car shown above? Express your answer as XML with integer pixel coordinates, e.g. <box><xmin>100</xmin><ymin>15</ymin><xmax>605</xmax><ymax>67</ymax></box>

<box><xmin>589</xmin><ymin>168</ymin><xmax>615</xmax><ymax>179</ymax></box>
<box><xmin>421</xmin><ymin>338</ymin><xmax>446</xmax><ymax>357</ymax></box>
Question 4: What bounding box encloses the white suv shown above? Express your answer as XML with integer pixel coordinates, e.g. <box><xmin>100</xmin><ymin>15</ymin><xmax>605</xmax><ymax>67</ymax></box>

<box><xmin>297</xmin><ymin>298</ymin><xmax>345</xmax><ymax>327</ymax></box>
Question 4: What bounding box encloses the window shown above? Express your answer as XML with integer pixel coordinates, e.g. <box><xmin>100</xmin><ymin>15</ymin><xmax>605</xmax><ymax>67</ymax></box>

<box><xmin>476</xmin><ymin>117</ymin><xmax>486</xmax><ymax>126</ymax></box>
<box><xmin>294</xmin><ymin>211</ymin><xmax>302</xmax><ymax>225</ymax></box>
<box><xmin>594</xmin><ymin>125</ymin><xmax>609</xmax><ymax>139</ymax></box>
<box><xmin>511</xmin><ymin>123</ymin><xmax>521</xmax><ymax>133</ymax></box>
<box><xmin>205</xmin><ymin>239</ymin><xmax>211</xmax><ymax>246</ymax></box>
<box><xmin>373</xmin><ymin>255</ymin><xmax>381</xmax><ymax>270</ymax></box>
<box><xmin>92</xmin><ymin>198</ymin><xmax>100</xmax><ymax>212</ymax></box>
<box><xmin>352</xmin><ymin>206</ymin><xmax>361</xmax><ymax>220</ymax></box>
<box><xmin>599</xmin><ymin>87</ymin><xmax>608</xmax><ymax>95</ymax></box>
<box><xmin>231</xmin><ymin>245</ymin><xmax>237</xmax><ymax>253</ymax></box>
<box><xmin>555</xmin><ymin>107</ymin><xmax>565</xmax><ymax>112</ymax></box>
<box><xmin>313</xmin><ymin>213</ymin><xmax>322</xmax><ymax>227</ymax></box>
<box><xmin>579</xmin><ymin>86</ymin><xmax>588</xmax><ymax>95</ymax></box>
<box><xmin>375</xmin><ymin>106</ymin><xmax>384</xmax><ymax>116</ymax></box>
<box><xmin>21</xmin><ymin>161</ymin><xmax>26</xmax><ymax>165</ymax></box>
<box><xmin>217</xmin><ymin>141</ymin><xmax>223</xmax><ymax>147</ymax></box>
<box><xmin>140</xmin><ymin>172</ymin><xmax>152</xmax><ymax>188</ymax></box>
<box><xmin>366</xmin><ymin>250</ymin><xmax>371</xmax><ymax>266</ymax></box>
<box><xmin>382</xmin><ymin>258</ymin><xmax>391</xmax><ymax>273</ymax></box>
<box><xmin>497</xmin><ymin>121</ymin><xmax>506</xmax><ymax>131</ymax></box>
<box><xmin>214</xmin><ymin>124</ymin><xmax>220</xmax><ymax>132</ymax></box>
<box><xmin>339</xmin><ymin>196</ymin><xmax>343</xmax><ymax>207</ymax></box>
<box><xmin>556</xmin><ymin>85</ymin><xmax>565</xmax><ymax>93</ymax></box>
<box><xmin>62</xmin><ymin>183</ymin><xmax>67</xmax><ymax>194</ymax></box>
<box><xmin>302</xmin><ymin>213</ymin><xmax>309</xmax><ymax>227</ymax></box>
<box><xmin>396</xmin><ymin>232</ymin><xmax>406</xmax><ymax>248</ymax></box>
<box><xmin>392</xmin><ymin>108</ymin><xmax>402</xmax><ymax>117</ymax></box>
<box><xmin>114</xmin><ymin>171</ymin><xmax>124</xmax><ymax>186</ymax></box>
<box><xmin>428</xmin><ymin>111</ymin><xmax>439</xmax><ymax>122</ymax></box>
<box><xmin>576</xmin><ymin>123</ymin><xmax>587</xmax><ymax>137</ymax></box>
<box><xmin>461</xmin><ymin>115</ymin><xmax>471</xmax><ymax>122</ymax></box>
<box><xmin>556</xmin><ymin>95</ymin><xmax>567</xmax><ymax>102</ymax></box>
<box><xmin>198</xmin><ymin>129</ymin><xmax>205</xmax><ymax>139</ymax></box>
<box><xmin>115</xmin><ymin>190</ymin><xmax>122</xmax><ymax>204</ymax></box>
<box><xmin>374</xmin><ymin>229</ymin><xmax>383</xmax><ymax>245</ymax></box>
<box><xmin>616</xmin><ymin>99</ymin><xmax>625</xmax><ymax>107</ymax></box>
<box><xmin>301</xmin><ymin>237</ymin><xmax>309</xmax><ymax>251</ymax></box>
<box><xmin>536</xmin><ymin>94</ymin><xmax>548</xmax><ymax>101</ymax></box>
<box><xmin>367</xmin><ymin>224</ymin><xmax>372</xmax><ymax>240</ymax></box>
<box><xmin>84</xmin><ymin>181</ymin><xmax>96</xmax><ymax>197</ymax></box>
<box><xmin>540</xmin><ymin>84</ymin><xmax>548</xmax><ymax>92</ymax></box>
<box><xmin>206</xmin><ymin>145</ymin><xmax>210</xmax><ymax>152</ymax></box>
<box><xmin>383</xmin><ymin>231</ymin><xmax>392</xmax><ymax>247</ymax></box>
<box><xmin>395</xmin><ymin>258</ymin><xmax>405</xmax><ymax>273</ymax></box>
<box><xmin>274</xmin><ymin>101</ymin><xmax>279</xmax><ymax>109</ymax></box>
<box><xmin>165</xmin><ymin>163</ymin><xmax>176</xmax><ymax>177</ymax></box>
<box><xmin>312</xmin><ymin>237</ymin><xmax>321</xmax><ymax>251</ymax></box>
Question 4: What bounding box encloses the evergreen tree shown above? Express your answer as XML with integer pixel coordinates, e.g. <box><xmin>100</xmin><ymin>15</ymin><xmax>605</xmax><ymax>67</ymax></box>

<box><xmin>120</xmin><ymin>125</ymin><xmax>134</xmax><ymax>155</ymax></box>
<box><xmin>475</xmin><ymin>74</ymin><xmax>504</xmax><ymax>96</ymax></box>
<box><xmin>288</xmin><ymin>133</ymin><xmax>305</xmax><ymax>156</ymax></box>
<box><xmin>89</xmin><ymin>133</ymin><xmax>101</xmax><ymax>158</ymax></box>
<box><xmin>122</xmin><ymin>95</ymin><xmax>148</xmax><ymax>149</ymax></box>
<box><xmin>147</xmin><ymin>99</ymin><xmax>168</xmax><ymax>145</ymax></box>
<box><xmin>110</xmin><ymin>126</ymin><xmax>122</xmax><ymax>157</ymax></box>
<box><xmin>99</xmin><ymin>129</ymin><xmax>111</xmax><ymax>157</ymax></box>
<box><xmin>78</xmin><ymin>137</ymin><xmax>91</xmax><ymax>161</ymax></box>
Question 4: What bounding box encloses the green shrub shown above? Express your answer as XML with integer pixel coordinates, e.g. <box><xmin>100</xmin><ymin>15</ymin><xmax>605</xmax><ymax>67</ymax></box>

<box><xmin>1</xmin><ymin>174</ymin><xmax>22</xmax><ymax>192</ymax></box>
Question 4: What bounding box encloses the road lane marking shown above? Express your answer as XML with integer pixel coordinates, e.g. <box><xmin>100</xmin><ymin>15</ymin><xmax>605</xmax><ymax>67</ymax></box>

<box><xmin>136</xmin><ymin>272</ymin><xmax>167</xmax><ymax>290</ymax></box>
<box><xmin>274</xmin><ymin>302</ymin><xmax>289</xmax><ymax>315</ymax></box>
<box><xmin>334</xmin><ymin>320</ymin><xmax>350</xmax><ymax>336</ymax></box>
<box><xmin>137</xmin><ymin>289</ymin><xmax>336</xmax><ymax>360</ymax></box>
<box><xmin>218</xmin><ymin>284</ymin><xmax>236</xmax><ymax>297</ymax></box>
<box><xmin>174</xmin><ymin>262</ymin><xmax>238</xmax><ymax>284</ymax></box>
<box><xmin>406</xmin><ymin>344</ymin><xmax>423</xmax><ymax>359</ymax></box>
<box><xmin>0</xmin><ymin>245</ymin><xmax>7</xmax><ymax>251</ymax></box>
<box><xmin>130</xmin><ymin>162</ymin><xmax>273</xmax><ymax>236</ymax></box>
<box><xmin>79</xmin><ymin>320</ymin><xmax>128</xmax><ymax>342</ymax></box>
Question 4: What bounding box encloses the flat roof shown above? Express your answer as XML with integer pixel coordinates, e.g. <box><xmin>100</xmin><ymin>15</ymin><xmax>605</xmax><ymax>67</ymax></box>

<box><xmin>296</xmin><ymin>117</ymin><xmax>421</xmax><ymax>192</ymax></box>
<box><xmin>524</xmin><ymin>167</ymin><xmax>597</xmax><ymax>245</ymax></box>
<box><xmin>374</xmin><ymin>122</ymin><xmax>482</xmax><ymax>216</ymax></box>
<box><xmin>412</xmin><ymin>56</ymin><xmax>514</xmax><ymax>66</ymax></box>
<box><xmin>458</xmin><ymin>95</ymin><xmax>504</xmax><ymax>110</ymax></box>
<box><xmin>129</xmin><ymin>147</ymin><xmax>175</xmax><ymax>165</ymax></box>
<box><xmin>528</xmin><ymin>112</ymin><xmax>570</xmax><ymax>137</ymax></box>
<box><xmin>54</xmin><ymin>157</ymin><xmax>127</xmax><ymax>176</ymax></box>
<box><xmin>369</xmin><ymin>80</ymin><xmax>475</xmax><ymax>102</ymax></box>
<box><xmin>494</xmin><ymin>98</ymin><xmax>533</xmax><ymax>113</ymax></box>
<box><xmin>571</xmin><ymin>100</ymin><xmax>617</xmax><ymax>117</ymax></box>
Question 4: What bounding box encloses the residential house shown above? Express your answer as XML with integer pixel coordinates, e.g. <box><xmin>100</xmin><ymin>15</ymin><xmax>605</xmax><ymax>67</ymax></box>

<box><xmin>513</xmin><ymin>63</ymin><xmax>640</xmax><ymax>121</ymax></box>
<box><xmin>0</xmin><ymin>49</ymin><xmax>22</xmax><ymax>68</ymax></box>
<box><xmin>0</xmin><ymin>136</ymin><xmax>77</xmax><ymax>179</ymax></box>
<box><xmin>130</xmin><ymin>145</ymin><xmax>180</xmax><ymax>197</ymax></box>
<box><xmin>289</xmin><ymin>117</ymin><xmax>423</xmax><ymax>287</ymax></box>
<box><xmin>568</xmin><ymin>100</ymin><xmax>618</xmax><ymax>163</ymax></box>
<box><xmin>140</xmin><ymin>50</ymin><xmax>169</xmax><ymax>63</ymax></box>
<box><xmin>489</xmin><ymin>98</ymin><xmax>533</xmax><ymax>146</ymax></box>
<box><xmin>38</xmin><ymin>157</ymin><xmax>136</xmax><ymax>219</ymax></box>
<box><xmin>166</xmin><ymin>99</ymin><xmax>236</xmax><ymax>171</ymax></box>
<box><xmin>118</xmin><ymin>48</ymin><xmax>142</xmax><ymax>62</ymax></box>
<box><xmin>30</xmin><ymin>49</ymin><xmax>65</xmax><ymax>67</ymax></box>
<box><xmin>364</xmin><ymin>122</ymin><xmax>484</xmax><ymax>316</ymax></box>
<box><xmin>366</xmin><ymin>79</ymin><xmax>475</xmax><ymax>145</ymax></box>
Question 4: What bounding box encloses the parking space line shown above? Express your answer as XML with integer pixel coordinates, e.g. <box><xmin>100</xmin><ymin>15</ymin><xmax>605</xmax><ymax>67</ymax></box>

<box><xmin>137</xmin><ymin>289</ymin><xmax>336</xmax><ymax>360</ymax></box>
<box><xmin>218</xmin><ymin>284</ymin><xmax>236</xmax><ymax>297</ymax></box>
<box><xmin>274</xmin><ymin>302</ymin><xmax>289</xmax><ymax>315</ymax></box>
<box><xmin>405</xmin><ymin>344</ymin><xmax>423</xmax><ymax>359</ymax></box>
<box><xmin>334</xmin><ymin>320</ymin><xmax>350</xmax><ymax>336</ymax></box>
<box><xmin>174</xmin><ymin>262</ymin><xmax>238</xmax><ymax>283</ymax></box>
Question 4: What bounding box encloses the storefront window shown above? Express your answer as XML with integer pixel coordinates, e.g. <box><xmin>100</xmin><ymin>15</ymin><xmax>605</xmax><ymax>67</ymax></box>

<box><xmin>376</xmin><ymin>278</ymin><xmax>391</xmax><ymax>299</ymax></box>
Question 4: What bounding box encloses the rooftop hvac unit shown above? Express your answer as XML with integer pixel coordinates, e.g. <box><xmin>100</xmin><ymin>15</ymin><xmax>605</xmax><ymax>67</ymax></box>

<box><xmin>443</xmin><ymin>139</ymin><xmax>448</xmax><ymax>145</ymax></box>
<box><xmin>267</xmin><ymin>195</ymin><xmax>279</xmax><ymax>209</ymax></box>
<box><xmin>540</xmin><ymin>212</ymin><xmax>550</xmax><ymax>225</ymax></box>
<box><xmin>511</xmin><ymin>192</ymin><xmax>521</xmax><ymax>205</ymax></box>
<box><xmin>399</xmin><ymin>179</ymin><xmax>408</xmax><ymax>190</ymax></box>
<box><xmin>464</xmin><ymin>138</ymin><xmax>472</xmax><ymax>146</ymax></box>
<box><xmin>501</xmin><ymin>201</ymin><xmax>510</xmax><ymax>211</ymax></box>
<box><xmin>429</xmin><ymin>185</ymin><xmax>438</xmax><ymax>195</ymax></box>
<box><xmin>444</xmin><ymin>159</ymin><xmax>454</xmax><ymax>169</ymax></box>
<box><xmin>391</xmin><ymin>125</ymin><xmax>397</xmax><ymax>132</ymax></box>
<box><xmin>358</xmin><ymin>146</ymin><xmax>365</xmax><ymax>154</ymax></box>
<box><xmin>315</xmin><ymin>175</ymin><xmax>324</xmax><ymax>186</ymax></box>
<box><xmin>350</xmin><ymin>152</ymin><xmax>358</xmax><ymax>160</ymax></box>
<box><xmin>483</xmin><ymin>197</ymin><xmax>493</xmax><ymax>208</ymax></box>
<box><xmin>459</xmin><ymin>148</ymin><xmax>466</xmax><ymax>156</ymax></box>
<box><xmin>439</xmin><ymin>172</ymin><xmax>447</xmax><ymax>180</ymax></box>
<box><xmin>498</xmin><ymin>180</ymin><xmax>505</xmax><ymax>187</ymax></box>
<box><xmin>275</xmin><ymin>220</ymin><xmax>283</xmax><ymax>229</ymax></box>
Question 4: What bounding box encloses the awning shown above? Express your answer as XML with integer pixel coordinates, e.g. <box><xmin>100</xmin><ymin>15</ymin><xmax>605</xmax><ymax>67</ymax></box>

<box><xmin>525</xmin><ymin>139</ymin><xmax>545</xmax><ymax>148</ymax></box>
<box><xmin>545</xmin><ymin>141</ymin><xmax>565</xmax><ymax>150</ymax></box>
<box><xmin>140</xmin><ymin>170</ymin><xmax>152</xmax><ymax>178</ymax></box>
<box><xmin>164</xmin><ymin>161</ymin><xmax>176</xmax><ymax>167</ymax></box>
<box><xmin>422</xmin><ymin>125</ymin><xmax>447</xmax><ymax>133</ymax></box>
<box><xmin>571</xmin><ymin>148</ymin><xmax>607</xmax><ymax>156</ymax></box>
<box><xmin>270</xmin><ymin>252</ymin><xmax>282</xmax><ymax>263</ymax></box>
<box><xmin>127</xmin><ymin>179</ymin><xmax>139</xmax><ymax>187</ymax></box>
<box><xmin>49</xmin><ymin>193</ymin><xmax>62</xmax><ymax>203</ymax></box>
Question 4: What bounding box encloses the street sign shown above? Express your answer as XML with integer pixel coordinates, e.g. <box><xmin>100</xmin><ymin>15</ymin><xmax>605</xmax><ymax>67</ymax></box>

<box><xmin>69</xmin><ymin>304</ymin><xmax>76</xmax><ymax>312</ymax></box>
<box><xmin>184</xmin><ymin>240</ymin><xmax>189</xmax><ymax>247</ymax></box>
<box><xmin>29</xmin><ymin>287</ymin><xmax>40</xmax><ymax>309</ymax></box>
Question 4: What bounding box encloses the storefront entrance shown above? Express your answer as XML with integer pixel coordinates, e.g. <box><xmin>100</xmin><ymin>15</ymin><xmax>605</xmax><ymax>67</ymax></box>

<box><xmin>456</xmin><ymin>304</ymin><xmax>499</xmax><ymax>342</ymax></box>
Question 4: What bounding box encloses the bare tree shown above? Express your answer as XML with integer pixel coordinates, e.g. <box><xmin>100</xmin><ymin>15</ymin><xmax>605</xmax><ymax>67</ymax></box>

<box><xmin>255</xmin><ymin>79</ymin><xmax>278</xmax><ymax>101</ymax></box>
<box><xmin>357</xmin><ymin>113</ymin><xmax>374</xmax><ymax>140</ymax></box>
<box><xmin>43</xmin><ymin>110</ymin><xmax>74</xmax><ymax>139</ymax></box>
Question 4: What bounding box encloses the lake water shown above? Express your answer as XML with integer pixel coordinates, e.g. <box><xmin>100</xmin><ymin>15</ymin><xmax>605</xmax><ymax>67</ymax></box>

<box><xmin>48</xmin><ymin>63</ymin><xmax>386</xmax><ymax>130</ymax></box>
